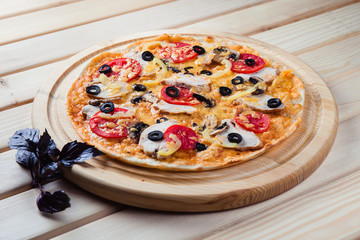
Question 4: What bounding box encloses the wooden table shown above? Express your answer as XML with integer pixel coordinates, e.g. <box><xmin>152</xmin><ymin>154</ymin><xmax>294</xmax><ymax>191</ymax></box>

<box><xmin>1</xmin><ymin>0</ymin><xmax>359</xmax><ymax>239</ymax></box>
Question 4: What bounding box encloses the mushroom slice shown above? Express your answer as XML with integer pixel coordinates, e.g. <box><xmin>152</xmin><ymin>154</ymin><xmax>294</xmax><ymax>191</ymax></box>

<box><xmin>237</xmin><ymin>67</ymin><xmax>279</xmax><ymax>83</ymax></box>
<box><xmin>214</xmin><ymin>120</ymin><xmax>263</xmax><ymax>150</ymax></box>
<box><xmin>161</xmin><ymin>75</ymin><xmax>211</xmax><ymax>92</ymax></box>
<box><xmin>142</xmin><ymin>92</ymin><xmax>159</xmax><ymax>103</ymax></box>
<box><xmin>81</xmin><ymin>105</ymin><xmax>100</xmax><ymax>120</ymax></box>
<box><xmin>152</xmin><ymin>100</ymin><xmax>197</xmax><ymax>114</ymax></box>
<box><xmin>240</xmin><ymin>94</ymin><xmax>285</xmax><ymax>112</ymax></box>
<box><xmin>139</xmin><ymin>121</ymin><xmax>177</xmax><ymax>156</ymax></box>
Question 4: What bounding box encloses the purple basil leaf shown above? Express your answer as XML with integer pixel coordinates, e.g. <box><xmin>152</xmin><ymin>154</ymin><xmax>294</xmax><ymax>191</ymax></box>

<box><xmin>38</xmin><ymin>129</ymin><xmax>58</xmax><ymax>164</ymax></box>
<box><xmin>15</xmin><ymin>149</ymin><xmax>37</xmax><ymax>168</ymax></box>
<box><xmin>58</xmin><ymin>141</ymin><xmax>103</xmax><ymax>167</ymax></box>
<box><xmin>9</xmin><ymin>128</ymin><xmax>39</xmax><ymax>151</ymax></box>
<box><xmin>40</xmin><ymin>162</ymin><xmax>60</xmax><ymax>180</ymax></box>
<box><xmin>36</xmin><ymin>190</ymin><xmax>71</xmax><ymax>213</ymax></box>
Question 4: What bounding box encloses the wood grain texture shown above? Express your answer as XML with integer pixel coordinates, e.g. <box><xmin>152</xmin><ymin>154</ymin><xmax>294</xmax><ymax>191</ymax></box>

<box><xmin>185</xmin><ymin>0</ymin><xmax>357</xmax><ymax>35</ymax></box>
<box><xmin>0</xmin><ymin>0</ymin><xmax>78</xmax><ymax>20</ymax></box>
<box><xmin>31</xmin><ymin>30</ymin><xmax>337</xmax><ymax>212</ymax></box>
<box><xmin>0</xmin><ymin>179</ymin><xmax>121</xmax><ymax>240</ymax></box>
<box><xmin>0</xmin><ymin>0</ymin><xmax>173</xmax><ymax>45</ymax></box>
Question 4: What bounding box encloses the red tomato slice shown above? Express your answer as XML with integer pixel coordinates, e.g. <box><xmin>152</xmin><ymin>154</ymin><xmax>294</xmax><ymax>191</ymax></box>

<box><xmin>89</xmin><ymin>108</ymin><xmax>133</xmax><ymax>138</ymax></box>
<box><xmin>164</xmin><ymin>125</ymin><xmax>199</xmax><ymax>150</ymax></box>
<box><xmin>158</xmin><ymin>42</ymin><xmax>198</xmax><ymax>63</ymax></box>
<box><xmin>231</xmin><ymin>53</ymin><xmax>265</xmax><ymax>74</ymax></box>
<box><xmin>160</xmin><ymin>85</ymin><xmax>200</xmax><ymax>106</ymax></box>
<box><xmin>234</xmin><ymin>111</ymin><xmax>270</xmax><ymax>133</ymax></box>
<box><xmin>104</xmin><ymin>58</ymin><xmax>141</xmax><ymax>81</ymax></box>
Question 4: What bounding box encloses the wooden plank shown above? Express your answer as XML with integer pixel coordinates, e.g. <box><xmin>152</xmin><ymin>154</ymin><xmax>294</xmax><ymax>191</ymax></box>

<box><xmin>0</xmin><ymin>0</ymin><xmax>78</xmax><ymax>20</ymax></box>
<box><xmin>251</xmin><ymin>2</ymin><xmax>360</xmax><ymax>54</ymax></box>
<box><xmin>1</xmin><ymin>1</ymin><xmax>359</xmax><ymax>110</ymax></box>
<box><xmin>0</xmin><ymin>150</ymin><xmax>32</xmax><ymax>199</ymax></box>
<box><xmin>0</xmin><ymin>103</ymin><xmax>32</xmax><ymax>151</ymax></box>
<box><xmin>185</xmin><ymin>0</ymin><xmax>357</xmax><ymax>36</ymax></box>
<box><xmin>0</xmin><ymin>0</ymin><xmax>266</xmax><ymax>76</ymax></box>
<box><xmin>48</xmin><ymin>114</ymin><xmax>360</xmax><ymax>240</ymax></box>
<box><xmin>0</xmin><ymin>0</ymin><xmax>174</xmax><ymax>45</ymax></box>
<box><xmin>0</xmin><ymin>179</ymin><xmax>121</xmax><ymax>240</ymax></box>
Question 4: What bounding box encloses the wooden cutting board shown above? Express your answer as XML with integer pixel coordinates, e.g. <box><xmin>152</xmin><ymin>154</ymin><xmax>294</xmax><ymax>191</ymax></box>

<box><xmin>32</xmin><ymin>29</ymin><xmax>338</xmax><ymax>212</ymax></box>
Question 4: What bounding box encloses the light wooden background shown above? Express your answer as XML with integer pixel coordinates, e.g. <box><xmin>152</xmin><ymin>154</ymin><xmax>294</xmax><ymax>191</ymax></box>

<box><xmin>0</xmin><ymin>0</ymin><xmax>359</xmax><ymax>239</ymax></box>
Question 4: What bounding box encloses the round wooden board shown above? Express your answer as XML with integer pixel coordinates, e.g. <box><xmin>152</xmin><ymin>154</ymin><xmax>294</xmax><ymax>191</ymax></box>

<box><xmin>32</xmin><ymin>29</ymin><xmax>338</xmax><ymax>212</ymax></box>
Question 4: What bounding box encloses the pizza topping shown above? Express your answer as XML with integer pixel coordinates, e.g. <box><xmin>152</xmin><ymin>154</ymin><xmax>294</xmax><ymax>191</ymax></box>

<box><xmin>133</xmin><ymin>84</ymin><xmax>147</xmax><ymax>92</ymax></box>
<box><xmin>227</xmin><ymin>133</ymin><xmax>242</xmax><ymax>144</ymax></box>
<box><xmin>219</xmin><ymin>86</ymin><xmax>232</xmax><ymax>96</ymax></box>
<box><xmin>209</xmin><ymin>59</ymin><xmax>232</xmax><ymax>78</ymax></box>
<box><xmin>81</xmin><ymin>104</ymin><xmax>100</xmax><ymax>120</ymax></box>
<box><xmin>141</xmin><ymin>51</ymin><xmax>154</xmax><ymax>61</ymax></box>
<box><xmin>148</xmin><ymin>130</ymin><xmax>164</xmax><ymax>141</ymax></box>
<box><xmin>236</xmin><ymin>67</ymin><xmax>279</xmax><ymax>83</ymax></box>
<box><xmin>251</xmin><ymin>88</ymin><xmax>265</xmax><ymax>95</ymax></box>
<box><xmin>131</xmin><ymin>96</ymin><xmax>144</xmax><ymax>104</ymax></box>
<box><xmin>138</xmin><ymin>121</ymin><xmax>177</xmax><ymax>156</ymax></box>
<box><xmin>158</xmin><ymin>42</ymin><xmax>198</xmax><ymax>63</ymax></box>
<box><xmin>100</xmin><ymin>102</ymin><xmax>115</xmax><ymax>113</ymax></box>
<box><xmin>127</xmin><ymin>122</ymin><xmax>149</xmax><ymax>142</ymax></box>
<box><xmin>161</xmin><ymin>75</ymin><xmax>211</xmax><ymax>92</ymax></box>
<box><xmin>99</xmin><ymin>64</ymin><xmax>112</xmax><ymax>74</ymax></box>
<box><xmin>157</xmin><ymin>134</ymin><xmax>182</xmax><ymax>157</ymax></box>
<box><xmin>213</xmin><ymin>120</ymin><xmax>263</xmax><ymax>150</ymax></box>
<box><xmin>200</xmin><ymin>70</ymin><xmax>212</xmax><ymax>76</ymax></box>
<box><xmin>235</xmin><ymin>111</ymin><xmax>270</xmax><ymax>133</ymax></box>
<box><xmin>231</xmin><ymin>76</ymin><xmax>244</xmax><ymax>85</ymax></box>
<box><xmin>192</xmin><ymin>93</ymin><xmax>216</xmax><ymax>108</ymax></box>
<box><xmin>152</xmin><ymin>100</ymin><xmax>197</xmax><ymax>114</ymax></box>
<box><xmin>249</xmin><ymin>76</ymin><xmax>261</xmax><ymax>85</ymax></box>
<box><xmin>156</xmin><ymin>117</ymin><xmax>169</xmax><ymax>123</ymax></box>
<box><xmin>165</xmin><ymin>86</ymin><xmax>180</xmax><ymax>97</ymax></box>
<box><xmin>192</xmin><ymin>46</ymin><xmax>206</xmax><ymax>55</ymax></box>
<box><xmin>89</xmin><ymin>108</ymin><xmax>132</xmax><ymax>138</ymax></box>
<box><xmin>161</xmin><ymin>85</ymin><xmax>199</xmax><ymax>106</ymax></box>
<box><xmin>240</xmin><ymin>94</ymin><xmax>285</xmax><ymax>112</ymax></box>
<box><xmin>231</xmin><ymin>53</ymin><xmax>265</xmax><ymax>74</ymax></box>
<box><xmin>164</xmin><ymin>125</ymin><xmax>199</xmax><ymax>150</ymax></box>
<box><xmin>86</xmin><ymin>85</ymin><xmax>101</xmax><ymax>95</ymax></box>
<box><xmin>103</xmin><ymin>58</ymin><xmax>141</xmax><ymax>82</ymax></box>
<box><xmin>267</xmin><ymin>98</ymin><xmax>282</xmax><ymax>108</ymax></box>
<box><xmin>195</xmin><ymin>142</ymin><xmax>207</xmax><ymax>152</ymax></box>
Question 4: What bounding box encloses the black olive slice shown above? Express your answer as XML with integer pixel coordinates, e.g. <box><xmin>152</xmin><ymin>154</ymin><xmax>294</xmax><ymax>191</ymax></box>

<box><xmin>184</xmin><ymin>72</ymin><xmax>194</xmax><ymax>76</ymax></box>
<box><xmin>249</xmin><ymin>76</ymin><xmax>263</xmax><ymax>85</ymax></box>
<box><xmin>195</xmin><ymin>142</ymin><xmax>207</xmax><ymax>152</ymax></box>
<box><xmin>131</xmin><ymin>96</ymin><xmax>144</xmax><ymax>104</ymax></box>
<box><xmin>133</xmin><ymin>84</ymin><xmax>147</xmax><ymax>92</ymax></box>
<box><xmin>168</xmin><ymin>66</ymin><xmax>181</xmax><ymax>73</ymax></box>
<box><xmin>231</xmin><ymin>76</ymin><xmax>244</xmax><ymax>85</ymax></box>
<box><xmin>148</xmin><ymin>130</ymin><xmax>164</xmax><ymax>141</ymax></box>
<box><xmin>219</xmin><ymin>86</ymin><xmax>232</xmax><ymax>96</ymax></box>
<box><xmin>193</xmin><ymin>45</ymin><xmax>205</xmax><ymax>55</ymax></box>
<box><xmin>252</xmin><ymin>88</ymin><xmax>264</xmax><ymax>95</ymax></box>
<box><xmin>200</xmin><ymin>70</ymin><xmax>212</xmax><ymax>76</ymax></box>
<box><xmin>99</xmin><ymin>64</ymin><xmax>111</xmax><ymax>74</ymax></box>
<box><xmin>100</xmin><ymin>102</ymin><xmax>114</xmax><ymax>113</ymax></box>
<box><xmin>192</xmin><ymin>93</ymin><xmax>215</xmax><ymax>108</ymax></box>
<box><xmin>245</xmin><ymin>58</ymin><xmax>255</xmax><ymax>66</ymax></box>
<box><xmin>165</xmin><ymin>86</ymin><xmax>180</xmax><ymax>98</ymax></box>
<box><xmin>86</xmin><ymin>85</ymin><xmax>101</xmax><ymax>95</ymax></box>
<box><xmin>156</xmin><ymin>117</ymin><xmax>169</xmax><ymax>124</ymax></box>
<box><xmin>184</xmin><ymin>67</ymin><xmax>194</xmax><ymax>71</ymax></box>
<box><xmin>142</xmin><ymin>51</ymin><xmax>154</xmax><ymax>61</ymax></box>
<box><xmin>215</xmin><ymin>122</ymin><xmax>227</xmax><ymax>130</ymax></box>
<box><xmin>227</xmin><ymin>133</ymin><xmax>242</xmax><ymax>144</ymax></box>
<box><xmin>267</xmin><ymin>98</ymin><xmax>282</xmax><ymax>108</ymax></box>
<box><xmin>229</xmin><ymin>53</ymin><xmax>237</xmax><ymax>61</ymax></box>
<box><xmin>128</xmin><ymin>122</ymin><xmax>149</xmax><ymax>140</ymax></box>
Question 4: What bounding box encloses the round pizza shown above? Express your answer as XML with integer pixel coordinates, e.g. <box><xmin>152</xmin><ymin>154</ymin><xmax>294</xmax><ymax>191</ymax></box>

<box><xmin>66</xmin><ymin>34</ymin><xmax>304</xmax><ymax>171</ymax></box>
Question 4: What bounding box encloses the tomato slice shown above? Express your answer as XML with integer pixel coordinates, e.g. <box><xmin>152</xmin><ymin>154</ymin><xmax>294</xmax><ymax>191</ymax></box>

<box><xmin>89</xmin><ymin>108</ymin><xmax>133</xmax><ymax>138</ymax></box>
<box><xmin>164</xmin><ymin>125</ymin><xmax>199</xmax><ymax>149</ymax></box>
<box><xmin>230</xmin><ymin>53</ymin><xmax>265</xmax><ymax>74</ymax></box>
<box><xmin>234</xmin><ymin>111</ymin><xmax>270</xmax><ymax>133</ymax></box>
<box><xmin>158</xmin><ymin>42</ymin><xmax>198</xmax><ymax>63</ymax></box>
<box><xmin>160</xmin><ymin>85</ymin><xmax>200</xmax><ymax>106</ymax></box>
<box><xmin>103</xmin><ymin>58</ymin><xmax>141</xmax><ymax>81</ymax></box>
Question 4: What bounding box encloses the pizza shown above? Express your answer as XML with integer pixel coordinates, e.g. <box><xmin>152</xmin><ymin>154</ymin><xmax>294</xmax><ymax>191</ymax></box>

<box><xmin>66</xmin><ymin>34</ymin><xmax>304</xmax><ymax>171</ymax></box>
